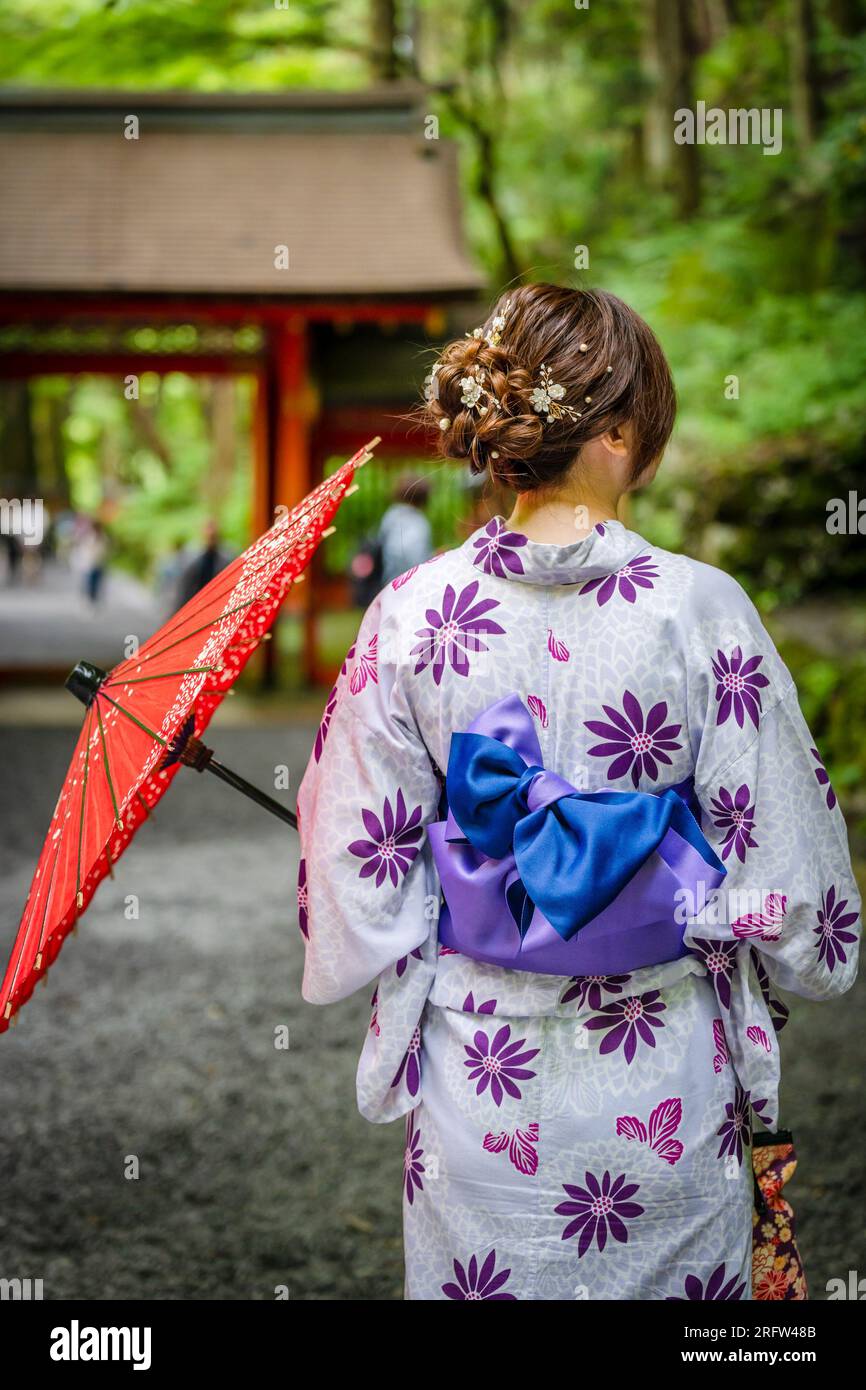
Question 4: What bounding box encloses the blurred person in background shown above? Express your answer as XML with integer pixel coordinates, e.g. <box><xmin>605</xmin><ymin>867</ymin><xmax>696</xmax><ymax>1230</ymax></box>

<box><xmin>378</xmin><ymin>473</ymin><xmax>433</xmax><ymax>586</ymax></box>
<box><xmin>75</xmin><ymin>517</ymin><xmax>109</xmax><ymax>605</ymax></box>
<box><xmin>1</xmin><ymin>531</ymin><xmax>22</xmax><ymax>585</ymax></box>
<box><xmin>156</xmin><ymin>539</ymin><xmax>191</xmax><ymax>617</ymax></box>
<box><xmin>175</xmin><ymin>519</ymin><xmax>231</xmax><ymax>611</ymax></box>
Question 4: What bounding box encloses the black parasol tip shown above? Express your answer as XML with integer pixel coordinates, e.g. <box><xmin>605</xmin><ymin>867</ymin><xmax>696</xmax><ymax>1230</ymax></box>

<box><xmin>65</xmin><ymin>660</ymin><xmax>109</xmax><ymax>707</ymax></box>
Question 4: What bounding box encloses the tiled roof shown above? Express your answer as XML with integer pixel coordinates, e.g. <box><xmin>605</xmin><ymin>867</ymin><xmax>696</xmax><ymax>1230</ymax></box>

<box><xmin>0</xmin><ymin>89</ymin><xmax>482</xmax><ymax>297</ymax></box>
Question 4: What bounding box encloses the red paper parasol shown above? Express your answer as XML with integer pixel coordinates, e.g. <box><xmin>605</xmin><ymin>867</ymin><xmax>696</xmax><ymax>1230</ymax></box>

<box><xmin>0</xmin><ymin>439</ymin><xmax>378</xmax><ymax>1032</ymax></box>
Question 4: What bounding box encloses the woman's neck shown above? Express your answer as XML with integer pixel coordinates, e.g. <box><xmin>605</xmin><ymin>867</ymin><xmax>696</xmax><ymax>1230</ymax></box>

<box><xmin>506</xmin><ymin>485</ymin><xmax>623</xmax><ymax>544</ymax></box>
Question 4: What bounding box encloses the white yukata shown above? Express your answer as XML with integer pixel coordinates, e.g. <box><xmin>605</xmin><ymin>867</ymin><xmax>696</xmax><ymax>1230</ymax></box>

<box><xmin>296</xmin><ymin>516</ymin><xmax>861</xmax><ymax>1301</ymax></box>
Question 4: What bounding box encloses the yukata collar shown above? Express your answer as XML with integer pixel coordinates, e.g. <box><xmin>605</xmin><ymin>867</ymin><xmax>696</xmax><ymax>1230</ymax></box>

<box><xmin>461</xmin><ymin>514</ymin><xmax>649</xmax><ymax>586</ymax></box>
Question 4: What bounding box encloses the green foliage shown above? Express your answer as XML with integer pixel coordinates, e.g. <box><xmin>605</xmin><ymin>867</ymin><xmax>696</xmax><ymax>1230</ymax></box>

<box><xmin>31</xmin><ymin>373</ymin><xmax>253</xmax><ymax>578</ymax></box>
<box><xmin>0</xmin><ymin>0</ymin><xmax>371</xmax><ymax>90</ymax></box>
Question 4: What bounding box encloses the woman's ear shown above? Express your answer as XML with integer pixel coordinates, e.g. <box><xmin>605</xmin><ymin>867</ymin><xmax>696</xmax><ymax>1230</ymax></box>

<box><xmin>599</xmin><ymin>424</ymin><xmax>631</xmax><ymax>458</ymax></box>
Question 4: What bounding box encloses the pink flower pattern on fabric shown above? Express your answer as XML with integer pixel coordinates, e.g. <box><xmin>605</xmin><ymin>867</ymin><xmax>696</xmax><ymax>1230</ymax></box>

<box><xmin>392</xmin><ymin>566</ymin><xmax>419</xmax><ymax>590</ymax></box>
<box><xmin>349</xmin><ymin>633</ymin><xmax>378</xmax><ymax>694</ymax></box>
<box><xmin>732</xmin><ymin>892</ymin><xmax>787</xmax><ymax>940</ymax></box>
<box><xmin>527</xmin><ymin>693</ymin><xmax>548</xmax><ymax>727</ymax></box>
<box><xmin>746</xmin><ymin>1025</ymin><xmax>772</xmax><ymax>1052</ymax></box>
<box><xmin>615</xmin><ymin>1097</ymin><xmax>684</xmax><ymax>1166</ymax></box>
<box><xmin>547</xmin><ymin>628</ymin><xmax>570</xmax><ymax>662</ymax></box>
<box><xmin>483</xmin><ymin>1123</ymin><xmax>540</xmax><ymax>1176</ymax></box>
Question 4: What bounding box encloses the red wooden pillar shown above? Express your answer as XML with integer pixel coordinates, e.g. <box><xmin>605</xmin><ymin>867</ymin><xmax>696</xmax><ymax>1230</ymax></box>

<box><xmin>252</xmin><ymin>367</ymin><xmax>272</xmax><ymax>541</ymax></box>
<box><xmin>272</xmin><ymin>317</ymin><xmax>313</xmax><ymax>517</ymax></box>
<box><xmin>255</xmin><ymin>316</ymin><xmax>317</xmax><ymax>686</ymax></box>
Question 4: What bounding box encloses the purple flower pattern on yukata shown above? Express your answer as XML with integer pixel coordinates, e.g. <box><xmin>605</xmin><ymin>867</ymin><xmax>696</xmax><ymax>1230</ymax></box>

<box><xmin>463</xmin><ymin>1024</ymin><xmax>540</xmax><ymax>1107</ymax></box>
<box><xmin>690</xmin><ymin>938</ymin><xmax>739</xmax><ymax>1010</ymax></box>
<box><xmin>410</xmin><ymin>580</ymin><xmax>505</xmax><ymax>686</ymax></box>
<box><xmin>668</xmin><ymin>1263</ymin><xmax>746</xmax><ymax>1301</ymax></box>
<box><xmin>814</xmin><ymin>885</ymin><xmax>859</xmax><ymax>973</ymax></box>
<box><xmin>810</xmin><ymin>746</ymin><xmax>837</xmax><ymax>810</ymax></box>
<box><xmin>313</xmin><ymin>687</ymin><xmax>337</xmax><ymax>763</ymax></box>
<box><xmin>709</xmin><ymin>783</ymin><xmax>758</xmax><ymax>863</ymax></box>
<box><xmin>555</xmin><ymin>1171</ymin><xmax>644</xmax><ymax>1256</ymax></box>
<box><xmin>751</xmin><ymin>949</ymin><xmax>790</xmax><ymax>1033</ymax></box>
<box><xmin>297</xmin><ymin>858</ymin><xmax>309</xmax><ymax>940</ymax></box>
<box><xmin>314</xmin><ymin>642</ymin><xmax>355</xmax><ymax>762</ymax></box>
<box><xmin>584</xmin><ymin>990</ymin><xmax>667</xmax><ymax>1063</ymax></box>
<box><xmin>751</xmin><ymin>1094</ymin><xmax>772</xmax><ymax>1126</ymax></box>
<box><xmin>442</xmin><ymin>1249</ymin><xmax>517</xmax><ymax>1300</ymax></box>
<box><xmin>395</xmin><ymin>947</ymin><xmax>423</xmax><ymax>978</ymax></box>
<box><xmin>369</xmin><ymin>988</ymin><xmax>379</xmax><ymax>1037</ymax></box>
<box><xmin>391</xmin><ymin>1025</ymin><xmax>421</xmax><ymax>1097</ymax></box>
<box><xmin>579</xmin><ymin>553</ymin><xmax>658</xmax><ymax>607</ymax></box>
<box><xmin>463</xmin><ymin>991</ymin><xmax>497</xmax><ymax>1014</ymax></box>
<box><xmin>404</xmin><ymin>1113</ymin><xmax>425</xmax><ymax>1206</ymax></box>
<box><xmin>712</xmin><ymin>646</ymin><xmax>769</xmax><ymax>729</ymax></box>
<box><xmin>471</xmin><ymin>517</ymin><xmax>528</xmax><ymax>577</ymax></box>
<box><xmin>716</xmin><ymin>1082</ymin><xmax>751</xmax><ymax>1167</ymax></box>
<box><xmin>585</xmin><ymin>691</ymin><xmax>682</xmax><ymax>788</ymax></box>
<box><xmin>348</xmin><ymin>789</ymin><xmax>423</xmax><ymax>887</ymax></box>
<box><xmin>560</xmin><ymin>973</ymin><xmax>632</xmax><ymax>1010</ymax></box>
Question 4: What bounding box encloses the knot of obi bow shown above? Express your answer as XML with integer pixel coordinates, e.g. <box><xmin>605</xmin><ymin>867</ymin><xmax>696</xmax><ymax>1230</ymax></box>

<box><xmin>429</xmin><ymin>692</ymin><xmax>725</xmax><ymax>951</ymax></box>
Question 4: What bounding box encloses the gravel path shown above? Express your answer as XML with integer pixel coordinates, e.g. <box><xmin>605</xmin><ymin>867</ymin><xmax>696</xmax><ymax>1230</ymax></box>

<box><xmin>0</xmin><ymin>723</ymin><xmax>863</xmax><ymax>1301</ymax></box>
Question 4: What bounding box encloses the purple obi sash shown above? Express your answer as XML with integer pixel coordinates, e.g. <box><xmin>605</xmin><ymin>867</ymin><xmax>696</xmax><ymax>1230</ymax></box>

<box><xmin>427</xmin><ymin>692</ymin><xmax>726</xmax><ymax>977</ymax></box>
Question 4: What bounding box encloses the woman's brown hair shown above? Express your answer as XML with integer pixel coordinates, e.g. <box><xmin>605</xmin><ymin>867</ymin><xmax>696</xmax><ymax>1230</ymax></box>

<box><xmin>423</xmin><ymin>283</ymin><xmax>676</xmax><ymax>493</ymax></box>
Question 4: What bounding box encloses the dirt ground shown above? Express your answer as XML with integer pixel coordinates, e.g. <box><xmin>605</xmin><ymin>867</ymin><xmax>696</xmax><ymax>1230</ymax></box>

<box><xmin>0</xmin><ymin>722</ymin><xmax>863</xmax><ymax>1301</ymax></box>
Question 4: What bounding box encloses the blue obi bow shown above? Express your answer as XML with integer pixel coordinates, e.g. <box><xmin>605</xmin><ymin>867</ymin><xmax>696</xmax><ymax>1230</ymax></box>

<box><xmin>427</xmin><ymin>692</ymin><xmax>725</xmax><ymax>977</ymax></box>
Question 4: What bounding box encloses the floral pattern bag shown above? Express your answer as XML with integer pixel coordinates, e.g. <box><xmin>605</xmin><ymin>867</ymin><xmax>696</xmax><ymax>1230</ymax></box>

<box><xmin>752</xmin><ymin>1129</ymin><xmax>807</xmax><ymax>1299</ymax></box>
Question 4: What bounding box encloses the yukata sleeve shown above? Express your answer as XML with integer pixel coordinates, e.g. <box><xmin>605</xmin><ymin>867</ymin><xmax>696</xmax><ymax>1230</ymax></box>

<box><xmin>682</xmin><ymin>581</ymin><xmax>860</xmax><ymax>1128</ymax></box>
<box><xmin>296</xmin><ymin>600</ymin><xmax>442</xmax><ymax>1006</ymax></box>
<box><xmin>688</xmin><ymin>644</ymin><xmax>861</xmax><ymax>1004</ymax></box>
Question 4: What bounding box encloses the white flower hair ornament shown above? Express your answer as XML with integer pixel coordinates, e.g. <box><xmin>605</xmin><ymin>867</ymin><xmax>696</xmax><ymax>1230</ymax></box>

<box><xmin>460</xmin><ymin>370</ymin><xmax>487</xmax><ymax>411</ymax></box>
<box><xmin>469</xmin><ymin>297</ymin><xmax>512</xmax><ymax>349</ymax></box>
<box><xmin>530</xmin><ymin>364</ymin><xmax>583</xmax><ymax>425</ymax></box>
